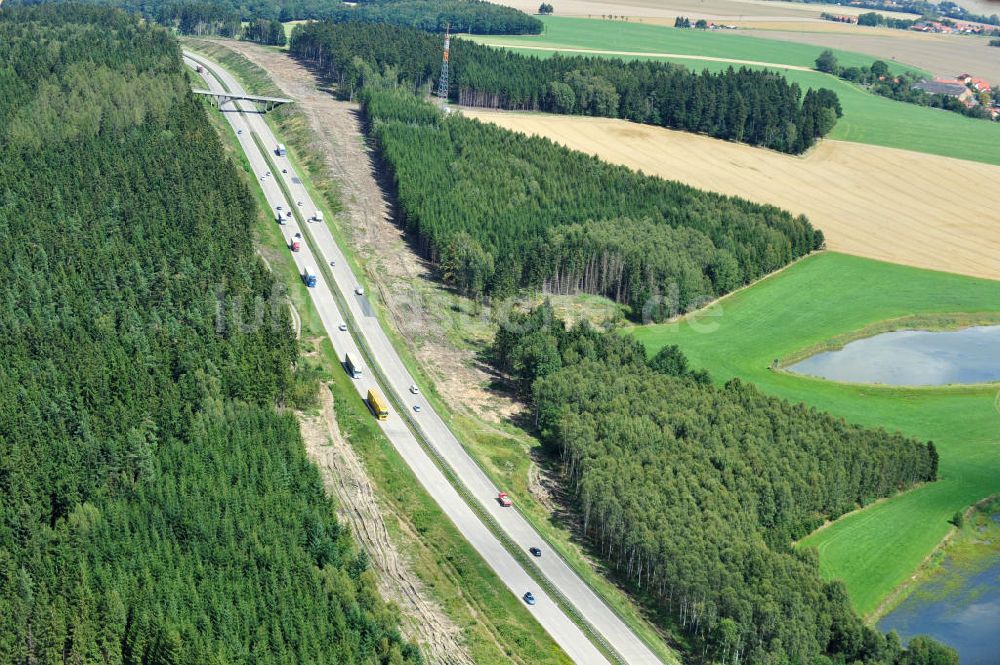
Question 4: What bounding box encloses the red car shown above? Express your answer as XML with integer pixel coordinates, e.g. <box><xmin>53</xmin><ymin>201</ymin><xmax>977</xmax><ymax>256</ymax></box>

<box><xmin>497</xmin><ymin>492</ymin><xmax>513</xmax><ymax>507</ymax></box>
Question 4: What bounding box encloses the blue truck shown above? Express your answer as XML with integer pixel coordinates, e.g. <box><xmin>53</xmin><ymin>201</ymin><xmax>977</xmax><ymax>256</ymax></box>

<box><xmin>302</xmin><ymin>266</ymin><xmax>317</xmax><ymax>288</ymax></box>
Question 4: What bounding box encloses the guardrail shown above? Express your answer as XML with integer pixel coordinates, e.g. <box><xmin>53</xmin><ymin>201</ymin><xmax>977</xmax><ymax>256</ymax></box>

<box><xmin>189</xmin><ymin>50</ymin><xmax>643</xmax><ymax>665</ymax></box>
<box><xmin>251</xmin><ymin>127</ymin><xmax>628</xmax><ymax>665</ymax></box>
<box><xmin>253</xmin><ymin>129</ymin><xmax>628</xmax><ymax>665</ymax></box>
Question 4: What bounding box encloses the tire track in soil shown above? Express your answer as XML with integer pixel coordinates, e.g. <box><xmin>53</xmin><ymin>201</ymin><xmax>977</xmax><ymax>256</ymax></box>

<box><xmin>298</xmin><ymin>385</ymin><xmax>474</xmax><ymax>665</ymax></box>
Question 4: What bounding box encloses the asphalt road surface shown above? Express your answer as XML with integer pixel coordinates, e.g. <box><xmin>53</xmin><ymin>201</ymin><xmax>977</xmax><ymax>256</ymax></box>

<box><xmin>185</xmin><ymin>51</ymin><xmax>664</xmax><ymax>665</ymax></box>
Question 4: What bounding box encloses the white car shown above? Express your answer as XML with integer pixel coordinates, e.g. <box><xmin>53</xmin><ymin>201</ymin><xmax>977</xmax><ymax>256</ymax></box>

<box><xmin>413</xmin><ymin>405</ymin><xmax>422</xmax><ymax>413</ymax></box>
<box><xmin>265</xmin><ymin>171</ymin><xmax>271</xmax><ymax>177</ymax></box>
<box><xmin>409</xmin><ymin>385</ymin><xmax>419</xmax><ymax>395</ymax></box>
<box><xmin>282</xmin><ymin>168</ymin><xmax>288</xmax><ymax>174</ymax></box>
<box><xmin>338</xmin><ymin>323</ymin><xmax>348</xmax><ymax>332</ymax></box>
<box><xmin>237</xmin><ymin>129</ymin><xmax>243</xmax><ymax>135</ymax></box>
<box><xmin>329</xmin><ymin>260</ymin><xmax>336</xmax><ymax>267</ymax></box>
<box><xmin>259</xmin><ymin>175</ymin><xmax>266</xmax><ymax>181</ymax></box>
<box><xmin>276</xmin><ymin>205</ymin><xmax>283</xmax><ymax>211</ymax></box>
<box><xmin>296</xmin><ymin>201</ymin><xmax>304</xmax><ymax>207</ymax></box>
<box><xmin>355</xmin><ymin>287</ymin><xmax>364</xmax><ymax>296</ymax></box>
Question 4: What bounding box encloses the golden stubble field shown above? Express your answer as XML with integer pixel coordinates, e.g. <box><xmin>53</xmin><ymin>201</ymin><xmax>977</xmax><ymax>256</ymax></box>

<box><xmin>497</xmin><ymin>0</ymin><xmax>919</xmax><ymax>22</ymax></box>
<box><xmin>735</xmin><ymin>28</ymin><xmax>1000</xmax><ymax>82</ymax></box>
<box><xmin>463</xmin><ymin>109</ymin><xmax>1000</xmax><ymax>280</ymax></box>
<box><xmin>497</xmin><ymin>0</ymin><xmax>996</xmax><ymax>80</ymax></box>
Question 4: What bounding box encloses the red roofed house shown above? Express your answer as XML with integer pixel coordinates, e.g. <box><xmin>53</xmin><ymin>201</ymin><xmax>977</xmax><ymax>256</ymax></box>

<box><xmin>969</xmin><ymin>78</ymin><xmax>992</xmax><ymax>93</ymax></box>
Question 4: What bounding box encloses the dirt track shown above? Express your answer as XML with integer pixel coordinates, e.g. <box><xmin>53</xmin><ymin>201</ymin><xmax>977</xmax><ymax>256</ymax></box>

<box><xmin>219</xmin><ymin>40</ymin><xmax>524</xmax><ymax>424</ymax></box>
<box><xmin>463</xmin><ymin>109</ymin><xmax>1000</xmax><ymax>281</ymax></box>
<box><xmin>497</xmin><ymin>0</ymin><xmax>919</xmax><ymax>22</ymax></box>
<box><xmin>480</xmin><ymin>43</ymin><xmax>814</xmax><ymax>70</ymax></box>
<box><xmin>212</xmin><ymin>40</ymin><xmax>479</xmax><ymax>663</ymax></box>
<box><xmin>738</xmin><ymin>28</ymin><xmax>1000</xmax><ymax>82</ymax></box>
<box><xmin>496</xmin><ymin>0</ymin><xmax>997</xmax><ymax>80</ymax></box>
<box><xmin>299</xmin><ymin>387</ymin><xmax>473</xmax><ymax>665</ymax></box>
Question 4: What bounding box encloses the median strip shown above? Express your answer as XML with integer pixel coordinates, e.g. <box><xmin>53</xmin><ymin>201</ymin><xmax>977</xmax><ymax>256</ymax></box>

<box><xmin>188</xmin><ymin>48</ymin><xmax>645</xmax><ymax>665</ymax></box>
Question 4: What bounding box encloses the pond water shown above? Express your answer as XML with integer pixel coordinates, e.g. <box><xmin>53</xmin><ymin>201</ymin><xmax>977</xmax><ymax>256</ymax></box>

<box><xmin>878</xmin><ymin>554</ymin><xmax>1000</xmax><ymax>664</ymax></box>
<box><xmin>786</xmin><ymin>325</ymin><xmax>1000</xmax><ymax>386</ymax></box>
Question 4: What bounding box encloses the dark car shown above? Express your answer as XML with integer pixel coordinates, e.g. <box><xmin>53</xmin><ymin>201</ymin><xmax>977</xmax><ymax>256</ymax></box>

<box><xmin>529</xmin><ymin>547</ymin><xmax>542</xmax><ymax>557</ymax></box>
<box><xmin>523</xmin><ymin>591</ymin><xmax>535</xmax><ymax>605</ymax></box>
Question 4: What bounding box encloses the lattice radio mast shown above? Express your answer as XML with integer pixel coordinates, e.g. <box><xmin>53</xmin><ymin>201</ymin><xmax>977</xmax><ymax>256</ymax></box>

<box><xmin>436</xmin><ymin>25</ymin><xmax>450</xmax><ymax>100</ymax></box>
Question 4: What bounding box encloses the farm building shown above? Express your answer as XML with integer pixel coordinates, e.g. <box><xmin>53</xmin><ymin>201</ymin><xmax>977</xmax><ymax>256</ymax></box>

<box><xmin>912</xmin><ymin>80</ymin><xmax>974</xmax><ymax>105</ymax></box>
<box><xmin>969</xmin><ymin>78</ymin><xmax>992</xmax><ymax>93</ymax></box>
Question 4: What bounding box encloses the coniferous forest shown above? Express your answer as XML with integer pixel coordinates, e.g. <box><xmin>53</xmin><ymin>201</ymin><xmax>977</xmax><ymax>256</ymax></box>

<box><xmin>0</xmin><ymin>6</ymin><xmax>418</xmax><ymax>663</ymax></box>
<box><xmin>492</xmin><ymin>304</ymin><xmax>952</xmax><ymax>665</ymax></box>
<box><xmin>290</xmin><ymin>21</ymin><xmax>843</xmax><ymax>154</ymax></box>
<box><xmin>332</xmin><ymin>85</ymin><xmax>821</xmax><ymax>317</ymax></box>
<box><xmin>324</xmin><ymin>0</ymin><xmax>543</xmax><ymax>34</ymax></box>
<box><xmin>6</xmin><ymin>0</ymin><xmax>543</xmax><ymax>35</ymax></box>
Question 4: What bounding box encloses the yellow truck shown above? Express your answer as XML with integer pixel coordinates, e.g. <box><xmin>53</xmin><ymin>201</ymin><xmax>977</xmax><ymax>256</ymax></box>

<box><xmin>367</xmin><ymin>388</ymin><xmax>389</xmax><ymax>420</ymax></box>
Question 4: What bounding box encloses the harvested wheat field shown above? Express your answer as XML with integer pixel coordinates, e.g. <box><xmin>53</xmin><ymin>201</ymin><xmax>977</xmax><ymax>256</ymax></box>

<box><xmin>737</xmin><ymin>28</ymin><xmax>1000</xmax><ymax>82</ymax></box>
<box><xmin>463</xmin><ymin>109</ymin><xmax>1000</xmax><ymax>280</ymax></box>
<box><xmin>498</xmin><ymin>0</ymin><xmax>918</xmax><ymax>22</ymax></box>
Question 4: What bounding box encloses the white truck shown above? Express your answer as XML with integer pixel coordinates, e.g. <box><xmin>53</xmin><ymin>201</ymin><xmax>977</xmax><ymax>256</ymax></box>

<box><xmin>303</xmin><ymin>266</ymin><xmax>317</xmax><ymax>287</ymax></box>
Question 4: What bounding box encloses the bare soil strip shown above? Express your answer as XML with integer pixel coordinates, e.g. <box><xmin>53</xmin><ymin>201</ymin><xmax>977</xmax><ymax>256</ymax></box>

<box><xmin>298</xmin><ymin>387</ymin><xmax>474</xmax><ymax>665</ymax></box>
<box><xmin>219</xmin><ymin>39</ymin><xmax>525</xmax><ymax>424</ymax></box>
<box><xmin>463</xmin><ymin>110</ymin><xmax>1000</xmax><ymax>281</ymax></box>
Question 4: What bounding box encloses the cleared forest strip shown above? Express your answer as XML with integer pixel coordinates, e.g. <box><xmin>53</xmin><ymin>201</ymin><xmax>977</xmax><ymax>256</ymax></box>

<box><xmin>195</xmin><ymin>39</ymin><xmax>683</xmax><ymax>664</ymax></box>
<box><xmin>463</xmin><ymin>110</ymin><xmax>1000</xmax><ymax>281</ymax></box>
<box><xmin>298</xmin><ymin>387</ymin><xmax>474</xmax><ymax>665</ymax></box>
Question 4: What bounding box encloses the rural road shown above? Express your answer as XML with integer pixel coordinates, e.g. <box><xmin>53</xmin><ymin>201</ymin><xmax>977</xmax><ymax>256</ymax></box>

<box><xmin>474</xmin><ymin>42</ymin><xmax>815</xmax><ymax>71</ymax></box>
<box><xmin>185</xmin><ymin>51</ymin><xmax>666</xmax><ymax>665</ymax></box>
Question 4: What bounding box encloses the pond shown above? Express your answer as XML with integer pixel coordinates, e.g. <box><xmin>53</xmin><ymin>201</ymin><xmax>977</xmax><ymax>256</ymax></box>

<box><xmin>878</xmin><ymin>554</ymin><xmax>1000</xmax><ymax>664</ymax></box>
<box><xmin>786</xmin><ymin>325</ymin><xmax>1000</xmax><ymax>386</ymax></box>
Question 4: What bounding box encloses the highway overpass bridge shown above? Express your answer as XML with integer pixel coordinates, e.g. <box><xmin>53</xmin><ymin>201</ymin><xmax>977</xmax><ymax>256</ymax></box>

<box><xmin>192</xmin><ymin>88</ymin><xmax>292</xmax><ymax>113</ymax></box>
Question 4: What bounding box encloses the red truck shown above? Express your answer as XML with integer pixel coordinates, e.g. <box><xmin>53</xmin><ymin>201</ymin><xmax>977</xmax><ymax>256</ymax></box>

<box><xmin>289</xmin><ymin>233</ymin><xmax>301</xmax><ymax>252</ymax></box>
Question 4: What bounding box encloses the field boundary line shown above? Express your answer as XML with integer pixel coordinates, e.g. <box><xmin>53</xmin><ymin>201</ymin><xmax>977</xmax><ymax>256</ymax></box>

<box><xmin>477</xmin><ymin>43</ymin><xmax>815</xmax><ymax>71</ymax></box>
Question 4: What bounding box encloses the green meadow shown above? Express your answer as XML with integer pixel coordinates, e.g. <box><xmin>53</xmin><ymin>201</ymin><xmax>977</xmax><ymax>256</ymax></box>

<box><xmin>629</xmin><ymin>253</ymin><xmax>1000</xmax><ymax>616</ymax></box>
<box><xmin>473</xmin><ymin>16</ymin><xmax>922</xmax><ymax>73</ymax></box>
<box><xmin>470</xmin><ymin>18</ymin><xmax>1000</xmax><ymax>166</ymax></box>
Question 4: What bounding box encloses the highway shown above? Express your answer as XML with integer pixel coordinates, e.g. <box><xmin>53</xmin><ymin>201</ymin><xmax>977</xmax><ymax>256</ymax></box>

<box><xmin>185</xmin><ymin>50</ymin><xmax>664</xmax><ymax>665</ymax></box>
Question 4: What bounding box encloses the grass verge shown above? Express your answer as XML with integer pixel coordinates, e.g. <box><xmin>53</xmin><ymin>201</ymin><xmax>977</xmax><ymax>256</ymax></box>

<box><xmin>245</xmin><ymin>122</ymin><xmax>626</xmax><ymax>665</ymax></box>
<box><xmin>185</xmin><ymin>38</ymin><xmax>683</xmax><ymax>665</ymax></box>
<box><xmin>193</xmin><ymin>64</ymin><xmax>572</xmax><ymax>665</ymax></box>
<box><xmin>875</xmin><ymin>495</ymin><xmax>1000</xmax><ymax>621</ymax></box>
<box><xmin>630</xmin><ymin>252</ymin><xmax>1000</xmax><ymax>617</ymax></box>
<box><xmin>778</xmin><ymin>311</ymin><xmax>1000</xmax><ymax>366</ymax></box>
